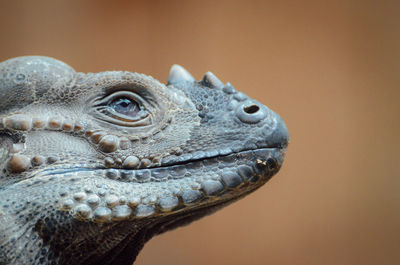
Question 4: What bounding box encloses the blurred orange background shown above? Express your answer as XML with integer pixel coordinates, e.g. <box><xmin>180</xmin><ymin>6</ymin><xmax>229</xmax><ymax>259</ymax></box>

<box><xmin>1</xmin><ymin>1</ymin><xmax>399</xmax><ymax>264</ymax></box>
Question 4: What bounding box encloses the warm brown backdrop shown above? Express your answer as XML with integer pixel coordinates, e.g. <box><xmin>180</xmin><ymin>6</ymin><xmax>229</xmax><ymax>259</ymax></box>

<box><xmin>1</xmin><ymin>1</ymin><xmax>399</xmax><ymax>264</ymax></box>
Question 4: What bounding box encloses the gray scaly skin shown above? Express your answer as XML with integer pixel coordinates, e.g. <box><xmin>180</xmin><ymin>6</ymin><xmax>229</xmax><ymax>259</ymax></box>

<box><xmin>0</xmin><ymin>56</ymin><xmax>289</xmax><ymax>265</ymax></box>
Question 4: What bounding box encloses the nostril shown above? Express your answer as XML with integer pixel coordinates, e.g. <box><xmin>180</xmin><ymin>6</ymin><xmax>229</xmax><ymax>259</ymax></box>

<box><xmin>236</xmin><ymin>101</ymin><xmax>267</xmax><ymax>124</ymax></box>
<box><xmin>243</xmin><ymin>104</ymin><xmax>259</xmax><ymax>114</ymax></box>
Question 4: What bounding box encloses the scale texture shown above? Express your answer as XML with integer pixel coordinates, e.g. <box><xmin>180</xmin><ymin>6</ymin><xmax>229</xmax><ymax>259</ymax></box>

<box><xmin>0</xmin><ymin>56</ymin><xmax>288</xmax><ymax>265</ymax></box>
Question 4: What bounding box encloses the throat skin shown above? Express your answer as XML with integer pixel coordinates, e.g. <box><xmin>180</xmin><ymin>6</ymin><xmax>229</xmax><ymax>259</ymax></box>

<box><xmin>0</xmin><ymin>56</ymin><xmax>289</xmax><ymax>265</ymax></box>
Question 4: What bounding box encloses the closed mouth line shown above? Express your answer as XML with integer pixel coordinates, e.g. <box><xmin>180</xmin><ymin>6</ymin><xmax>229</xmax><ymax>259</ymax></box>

<box><xmin>158</xmin><ymin>146</ymin><xmax>282</xmax><ymax>168</ymax></box>
<box><xmin>33</xmin><ymin>147</ymin><xmax>282</xmax><ymax>180</ymax></box>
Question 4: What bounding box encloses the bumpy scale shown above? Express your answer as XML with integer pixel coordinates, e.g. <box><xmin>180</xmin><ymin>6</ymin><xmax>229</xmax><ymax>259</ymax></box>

<box><xmin>0</xmin><ymin>56</ymin><xmax>289</xmax><ymax>265</ymax></box>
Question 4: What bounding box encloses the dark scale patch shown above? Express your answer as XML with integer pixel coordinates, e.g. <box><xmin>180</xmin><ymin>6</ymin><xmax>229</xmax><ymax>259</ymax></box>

<box><xmin>15</xmin><ymin>73</ymin><xmax>25</xmax><ymax>82</ymax></box>
<box><xmin>178</xmin><ymin>82</ymin><xmax>231</xmax><ymax>119</ymax></box>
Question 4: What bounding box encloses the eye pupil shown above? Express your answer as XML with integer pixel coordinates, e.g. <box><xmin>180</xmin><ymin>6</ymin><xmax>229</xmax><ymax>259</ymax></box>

<box><xmin>119</xmin><ymin>100</ymin><xmax>129</xmax><ymax>107</ymax></box>
<box><xmin>110</xmin><ymin>97</ymin><xmax>140</xmax><ymax>117</ymax></box>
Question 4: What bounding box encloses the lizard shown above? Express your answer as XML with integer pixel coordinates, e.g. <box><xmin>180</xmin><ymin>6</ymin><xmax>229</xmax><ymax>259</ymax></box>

<box><xmin>0</xmin><ymin>56</ymin><xmax>289</xmax><ymax>265</ymax></box>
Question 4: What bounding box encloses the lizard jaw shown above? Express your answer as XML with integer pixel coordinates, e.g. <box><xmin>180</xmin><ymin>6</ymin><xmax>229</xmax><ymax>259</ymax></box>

<box><xmin>21</xmin><ymin>147</ymin><xmax>285</xmax><ymax>223</ymax></box>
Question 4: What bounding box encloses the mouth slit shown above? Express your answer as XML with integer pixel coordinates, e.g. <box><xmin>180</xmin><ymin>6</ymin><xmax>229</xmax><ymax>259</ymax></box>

<box><xmin>159</xmin><ymin>146</ymin><xmax>282</xmax><ymax>169</ymax></box>
<box><xmin>60</xmin><ymin>147</ymin><xmax>280</xmax><ymax>171</ymax></box>
<box><xmin>32</xmin><ymin>148</ymin><xmax>281</xmax><ymax>183</ymax></box>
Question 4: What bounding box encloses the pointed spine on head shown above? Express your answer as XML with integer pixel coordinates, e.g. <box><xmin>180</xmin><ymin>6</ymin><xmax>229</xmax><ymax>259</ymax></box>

<box><xmin>168</xmin><ymin>64</ymin><xmax>195</xmax><ymax>85</ymax></box>
<box><xmin>201</xmin><ymin>71</ymin><xmax>224</xmax><ymax>89</ymax></box>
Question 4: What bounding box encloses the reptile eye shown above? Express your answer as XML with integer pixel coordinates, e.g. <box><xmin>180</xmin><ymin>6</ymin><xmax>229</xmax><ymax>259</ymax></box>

<box><xmin>94</xmin><ymin>91</ymin><xmax>151</xmax><ymax>127</ymax></box>
<box><xmin>109</xmin><ymin>97</ymin><xmax>140</xmax><ymax>118</ymax></box>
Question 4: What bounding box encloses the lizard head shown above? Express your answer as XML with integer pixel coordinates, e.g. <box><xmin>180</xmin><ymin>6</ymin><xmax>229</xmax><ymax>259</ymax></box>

<box><xmin>0</xmin><ymin>56</ymin><xmax>288</xmax><ymax>265</ymax></box>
